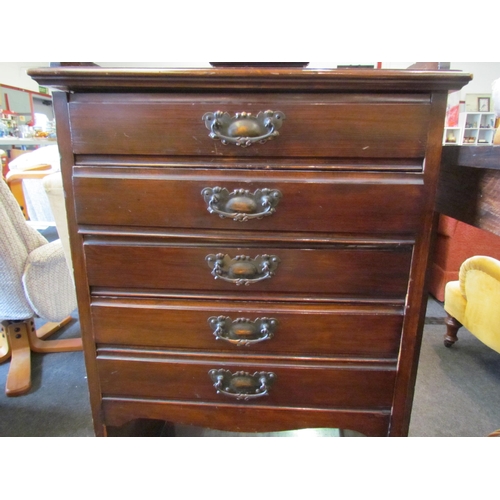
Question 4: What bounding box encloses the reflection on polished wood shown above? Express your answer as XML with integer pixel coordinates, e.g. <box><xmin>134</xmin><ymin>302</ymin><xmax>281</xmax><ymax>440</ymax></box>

<box><xmin>173</xmin><ymin>425</ymin><xmax>348</xmax><ymax>437</ymax></box>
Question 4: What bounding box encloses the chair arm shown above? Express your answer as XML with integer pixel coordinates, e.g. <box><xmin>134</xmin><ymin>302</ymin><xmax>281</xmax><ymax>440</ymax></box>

<box><xmin>5</xmin><ymin>164</ymin><xmax>55</xmax><ymax>221</ymax></box>
<box><xmin>5</xmin><ymin>164</ymin><xmax>52</xmax><ymax>182</ymax></box>
<box><xmin>22</xmin><ymin>240</ymin><xmax>77</xmax><ymax>322</ymax></box>
<box><xmin>459</xmin><ymin>255</ymin><xmax>500</xmax><ymax>297</ymax></box>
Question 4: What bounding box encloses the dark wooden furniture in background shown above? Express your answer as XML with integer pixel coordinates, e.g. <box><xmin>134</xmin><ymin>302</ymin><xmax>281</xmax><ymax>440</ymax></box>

<box><xmin>430</xmin><ymin>145</ymin><xmax>500</xmax><ymax>301</ymax></box>
<box><xmin>436</xmin><ymin>146</ymin><xmax>500</xmax><ymax>237</ymax></box>
<box><xmin>29</xmin><ymin>66</ymin><xmax>471</xmax><ymax>437</ymax></box>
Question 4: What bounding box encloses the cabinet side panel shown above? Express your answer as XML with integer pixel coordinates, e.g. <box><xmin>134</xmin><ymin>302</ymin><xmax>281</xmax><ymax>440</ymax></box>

<box><xmin>52</xmin><ymin>91</ymin><xmax>102</xmax><ymax>437</ymax></box>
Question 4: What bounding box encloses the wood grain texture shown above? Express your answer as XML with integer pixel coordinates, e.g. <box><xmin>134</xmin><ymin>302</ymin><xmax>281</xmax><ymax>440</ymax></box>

<box><xmin>97</xmin><ymin>351</ymin><xmax>396</xmax><ymax>409</ymax></box>
<box><xmin>91</xmin><ymin>297</ymin><xmax>404</xmax><ymax>358</ymax></box>
<box><xmin>28</xmin><ymin>67</ymin><xmax>472</xmax><ymax>92</ymax></box>
<box><xmin>101</xmin><ymin>398</ymin><xmax>392</xmax><ymax>437</ymax></box>
<box><xmin>84</xmin><ymin>243</ymin><xmax>413</xmax><ymax>297</ymax></box>
<box><xmin>437</xmin><ymin>146</ymin><xmax>500</xmax><ymax>237</ymax></box>
<box><xmin>31</xmin><ymin>67</ymin><xmax>471</xmax><ymax>437</ymax></box>
<box><xmin>67</xmin><ymin>93</ymin><xmax>431</xmax><ymax>157</ymax></box>
<box><xmin>73</xmin><ymin>167</ymin><xmax>425</xmax><ymax>235</ymax></box>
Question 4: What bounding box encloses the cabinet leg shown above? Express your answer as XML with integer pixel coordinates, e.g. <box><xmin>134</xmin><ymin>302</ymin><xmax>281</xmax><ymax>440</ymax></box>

<box><xmin>105</xmin><ymin>419</ymin><xmax>168</xmax><ymax>437</ymax></box>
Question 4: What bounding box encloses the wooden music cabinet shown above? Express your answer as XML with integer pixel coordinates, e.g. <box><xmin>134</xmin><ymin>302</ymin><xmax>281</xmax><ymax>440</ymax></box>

<box><xmin>29</xmin><ymin>66</ymin><xmax>470</xmax><ymax>437</ymax></box>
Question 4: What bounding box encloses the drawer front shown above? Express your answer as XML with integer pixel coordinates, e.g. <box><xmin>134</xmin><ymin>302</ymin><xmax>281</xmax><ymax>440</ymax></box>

<box><xmin>91</xmin><ymin>298</ymin><xmax>404</xmax><ymax>358</ymax></box>
<box><xmin>84</xmin><ymin>243</ymin><xmax>413</xmax><ymax>297</ymax></box>
<box><xmin>97</xmin><ymin>354</ymin><xmax>397</xmax><ymax>409</ymax></box>
<box><xmin>73</xmin><ymin>168</ymin><xmax>424</xmax><ymax>235</ymax></box>
<box><xmin>68</xmin><ymin>93</ymin><xmax>430</xmax><ymax>158</ymax></box>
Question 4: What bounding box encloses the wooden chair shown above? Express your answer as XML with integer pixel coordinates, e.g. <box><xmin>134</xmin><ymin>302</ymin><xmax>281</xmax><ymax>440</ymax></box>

<box><xmin>5</xmin><ymin>163</ymin><xmax>53</xmax><ymax>219</ymax></box>
<box><xmin>4</xmin><ymin>144</ymin><xmax>61</xmax><ymax>221</ymax></box>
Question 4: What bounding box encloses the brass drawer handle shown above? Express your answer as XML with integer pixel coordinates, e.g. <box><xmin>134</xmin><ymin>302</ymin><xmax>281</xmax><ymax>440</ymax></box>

<box><xmin>203</xmin><ymin>110</ymin><xmax>285</xmax><ymax>147</ymax></box>
<box><xmin>206</xmin><ymin>253</ymin><xmax>280</xmax><ymax>286</ymax></box>
<box><xmin>201</xmin><ymin>187</ymin><xmax>282</xmax><ymax>222</ymax></box>
<box><xmin>208</xmin><ymin>316</ymin><xmax>278</xmax><ymax>346</ymax></box>
<box><xmin>209</xmin><ymin>369</ymin><xmax>276</xmax><ymax>400</ymax></box>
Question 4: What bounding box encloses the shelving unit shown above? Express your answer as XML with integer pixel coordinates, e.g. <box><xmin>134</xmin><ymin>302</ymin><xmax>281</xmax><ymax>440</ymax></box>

<box><xmin>0</xmin><ymin>138</ymin><xmax>55</xmax><ymax>147</ymax></box>
<box><xmin>443</xmin><ymin>126</ymin><xmax>461</xmax><ymax>145</ymax></box>
<box><xmin>443</xmin><ymin>112</ymin><xmax>497</xmax><ymax>145</ymax></box>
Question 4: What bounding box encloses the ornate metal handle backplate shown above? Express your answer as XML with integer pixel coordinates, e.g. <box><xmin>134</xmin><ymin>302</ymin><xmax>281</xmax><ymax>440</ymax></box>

<box><xmin>209</xmin><ymin>369</ymin><xmax>276</xmax><ymax>400</ymax></box>
<box><xmin>203</xmin><ymin>110</ymin><xmax>285</xmax><ymax>147</ymax></box>
<box><xmin>201</xmin><ymin>187</ymin><xmax>282</xmax><ymax>222</ymax></box>
<box><xmin>206</xmin><ymin>253</ymin><xmax>280</xmax><ymax>285</ymax></box>
<box><xmin>208</xmin><ymin>316</ymin><xmax>278</xmax><ymax>346</ymax></box>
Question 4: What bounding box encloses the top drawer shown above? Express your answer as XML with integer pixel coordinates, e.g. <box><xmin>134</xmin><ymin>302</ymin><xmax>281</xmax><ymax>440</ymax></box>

<box><xmin>68</xmin><ymin>93</ymin><xmax>431</xmax><ymax>158</ymax></box>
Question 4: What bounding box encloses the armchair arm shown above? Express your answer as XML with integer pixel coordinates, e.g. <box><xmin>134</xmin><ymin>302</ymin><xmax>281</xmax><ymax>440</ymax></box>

<box><xmin>459</xmin><ymin>255</ymin><xmax>500</xmax><ymax>297</ymax></box>
<box><xmin>22</xmin><ymin>240</ymin><xmax>77</xmax><ymax>322</ymax></box>
<box><xmin>5</xmin><ymin>164</ymin><xmax>53</xmax><ymax>182</ymax></box>
<box><xmin>5</xmin><ymin>164</ymin><xmax>53</xmax><ymax>219</ymax></box>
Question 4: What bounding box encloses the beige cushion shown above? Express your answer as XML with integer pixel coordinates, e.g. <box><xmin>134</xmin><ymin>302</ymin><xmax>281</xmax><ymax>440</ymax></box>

<box><xmin>23</xmin><ymin>240</ymin><xmax>77</xmax><ymax>322</ymax></box>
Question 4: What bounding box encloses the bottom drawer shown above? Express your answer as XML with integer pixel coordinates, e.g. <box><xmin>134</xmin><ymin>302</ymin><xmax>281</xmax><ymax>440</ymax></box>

<box><xmin>97</xmin><ymin>351</ymin><xmax>396</xmax><ymax>410</ymax></box>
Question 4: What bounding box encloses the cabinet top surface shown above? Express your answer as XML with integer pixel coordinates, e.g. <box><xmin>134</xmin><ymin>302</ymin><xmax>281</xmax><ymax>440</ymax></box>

<box><xmin>27</xmin><ymin>67</ymin><xmax>472</xmax><ymax>92</ymax></box>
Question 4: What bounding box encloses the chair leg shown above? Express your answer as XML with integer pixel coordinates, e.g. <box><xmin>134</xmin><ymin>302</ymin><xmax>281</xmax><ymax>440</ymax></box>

<box><xmin>27</xmin><ymin>316</ymin><xmax>82</xmax><ymax>353</ymax></box>
<box><xmin>0</xmin><ymin>322</ymin><xmax>11</xmax><ymax>363</ymax></box>
<box><xmin>3</xmin><ymin>320</ymin><xmax>32</xmax><ymax>396</ymax></box>
<box><xmin>34</xmin><ymin>316</ymin><xmax>73</xmax><ymax>340</ymax></box>
<box><xmin>444</xmin><ymin>313</ymin><xmax>462</xmax><ymax>348</ymax></box>
<box><xmin>1</xmin><ymin>316</ymin><xmax>82</xmax><ymax>396</ymax></box>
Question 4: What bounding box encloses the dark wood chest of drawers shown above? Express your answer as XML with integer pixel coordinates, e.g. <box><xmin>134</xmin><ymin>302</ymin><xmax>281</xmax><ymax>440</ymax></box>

<box><xmin>30</xmin><ymin>66</ymin><xmax>470</xmax><ymax>436</ymax></box>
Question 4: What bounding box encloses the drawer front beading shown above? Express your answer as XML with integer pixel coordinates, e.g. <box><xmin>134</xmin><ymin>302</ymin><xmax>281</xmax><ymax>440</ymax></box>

<box><xmin>91</xmin><ymin>298</ymin><xmax>404</xmax><ymax>358</ymax></box>
<box><xmin>97</xmin><ymin>354</ymin><xmax>397</xmax><ymax>409</ymax></box>
<box><xmin>68</xmin><ymin>93</ymin><xmax>431</xmax><ymax>158</ymax></box>
<box><xmin>73</xmin><ymin>168</ymin><xmax>425</xmax><ymax>235</ymax></box>
<box><xmin>84</xmin><ymin>243</ymin><xmax>413</xmax><ymax>297</ymax></box>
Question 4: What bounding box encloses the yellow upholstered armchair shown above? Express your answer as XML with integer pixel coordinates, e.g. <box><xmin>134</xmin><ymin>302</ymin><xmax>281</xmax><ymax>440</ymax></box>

<box><xmin>444</xmin><ymin>255</ymin><xmax>500</xmax><ymax>353</ymax></box>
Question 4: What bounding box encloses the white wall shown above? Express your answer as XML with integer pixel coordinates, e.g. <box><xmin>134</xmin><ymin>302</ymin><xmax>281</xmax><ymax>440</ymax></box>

<box><xmin>0</xmin><ymin>62</ymin><xmax>50</xmax><ymax>92</ymax></box>
<box><xmin>450</xmin><ymin>62</ymin><xmax>500</xmax><ymax>100</ymax></box>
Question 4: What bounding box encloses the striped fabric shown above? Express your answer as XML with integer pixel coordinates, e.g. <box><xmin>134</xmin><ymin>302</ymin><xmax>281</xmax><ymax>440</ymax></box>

<box><xmin>0</xmin><ymin>178</ymin><xmax>76</xmax><ymax>322</ymax></box>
